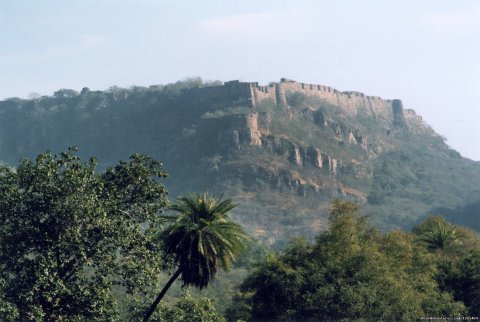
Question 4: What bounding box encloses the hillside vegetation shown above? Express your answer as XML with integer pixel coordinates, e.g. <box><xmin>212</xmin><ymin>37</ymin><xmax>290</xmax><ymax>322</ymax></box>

<box><xmin>1</xmin><ymin>78</ymin><xmax>479</xmax><ymax>241</ymax></box>
<box><xmin>0</xmin><ymin>113</ymin><xmax>479</xmax><ymax>319</ymax></box>
<box><xmin>1</xmin><ymin>148</ymin><xmax>477</xmax><ymax>320</ymax></box>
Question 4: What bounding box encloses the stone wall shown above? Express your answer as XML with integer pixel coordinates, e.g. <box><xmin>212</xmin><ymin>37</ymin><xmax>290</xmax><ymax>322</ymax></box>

<box><xmin>218</xmin><ymin>112</ymin><xmax>262</xmax><ymax>147</ymax></box>
<box><xmin>252</xmin><ymin>83</ymin><xmax>277</xmax><ymax>106</ymax></box>
<box><xmin>275</xmin><ymin>79</ymin><xmax>395</xmax><ymax>118</ymax></box>
<box><xmin>225</xmin><ymin>79</ymin><xmax>402</xmax><ymax>125</ymax></box>
<box><xmin>189</xmin><ymin>78</ymin><xmax>407</xmax><ymax>129</ymax></box>
<box><xmin>392</xmin><ymin>99</ymin><xmax>407</xmax><ymax>128</ymax></box>
<box><xmin>245</xmin><ymin>113</ymin><xmax>262</xmax><ymax>146</ymax></box>
<box><xmin>404</xmin><ymin>108</ymin><xmax>423</xmax><ymax>123</ymax></box>
<box><xmin>185</xmin><ymin>80</ymin><xmax>255</xmax><ymax>108</ymax></box>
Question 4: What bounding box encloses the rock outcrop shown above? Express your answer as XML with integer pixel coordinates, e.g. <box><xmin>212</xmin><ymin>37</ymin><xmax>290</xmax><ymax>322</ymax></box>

<box><xmin>3</xmin><ymin>77</ymin><xmax>475</xmax><ymax>242</ymax></box>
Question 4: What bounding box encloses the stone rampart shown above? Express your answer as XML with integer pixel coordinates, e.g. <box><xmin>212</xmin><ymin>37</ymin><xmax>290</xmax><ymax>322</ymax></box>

<box><xmin>392</xmin><ymin>99</ymin><xmax>407</xmax><ymax>128</ymax></box>
<box><xmin>188</xmin><ymin>78</ymin><xmax>405</xmax><ymax>126</ymax></box>
<box><xmin>218</xmin><ymin>112</ymin><xmax>262</xmax><ymax>147</ymax></box>
<box><xmin>185</xmin><ymin>80</ymin><xmax>255</xmax><ymax>108</ymax></box>
<box><xmin>276</xmin><ymin>79</ymin><xmax>394</xmax><ymax>118</ymax></box>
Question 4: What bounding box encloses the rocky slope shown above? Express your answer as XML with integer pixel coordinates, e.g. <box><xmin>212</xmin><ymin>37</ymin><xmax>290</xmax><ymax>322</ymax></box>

<box><xmin>1</xmin><ymin>78</ymin><xmax>479</xmax><ymax>243</ymax></box>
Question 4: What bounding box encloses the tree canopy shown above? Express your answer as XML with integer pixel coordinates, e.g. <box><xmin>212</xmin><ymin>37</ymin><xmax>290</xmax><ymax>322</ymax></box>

<box><xmin>144</xmin><ymin>292</ymin><xmax>225</xmax><ymax>322</ymax></box>
<box><xmin>144</xmin><ymin>193</ymin><xmax>248</xmax><ymax>321</ymax></box>
<box><xmin>163</xmin><ymin>193</ymin><xmax>248</xmax><ymax>288</ymax></box>
<box><xmin>1</xmin><ymin>147</ymin><xmax>479</xmax><ymax>321</ymax></box>
<box><xmin>237</xmin><ymin>200</ymin><xmax>468</xmax><ymax>321</ymax></box>
<box><xmin>0</xmin><ymin>148</ymin><xmax>169</xmax><ymax>321</ymax></box>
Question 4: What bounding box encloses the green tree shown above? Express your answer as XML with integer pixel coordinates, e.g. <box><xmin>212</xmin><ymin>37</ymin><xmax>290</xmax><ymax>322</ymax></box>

<box><xmin>240</xmin><ymin>201</ymin><xmax>466</xmax><ymax>321</ymax></box>
<box><xmin>437</xmin><ymin>249</ymin><xmax>480</xmax><ymax>316</ymax></box>
<box><xmin>0</xmin><ymin>148</ymin><xmax>168</xmax><ymax>321</ymax></box>
<box><xmin>454</xmin><ymin>250</ymin><xmax>480</xmax><ymax>315</ymax></box>
<box><xmin>155</xmin><ymin>292</ymin><xmax>225</xmax><ymax>322</ymax></box>
<box><xmin>415</xmin><ymin>217</ymin><xmax>480</xmax><ymax>316</ymax></box>
<box><xmin>144</xmin><ymin>193</ymin><xmax>248</xmax><ymax>321</ymax></box>
<box><xmin>416</xmin><ymin>217</ymin><xmax>458</xmax><ymax>251</ymax></box>
<box><xmin>0</xmin><ymin>277</ymin><xmax>18</xmax><ymax>321</ymax></box>
<box><xmin>53</xmin><ymin>88</ymin><xmax>79</xmax><ymax>98</ymax></box>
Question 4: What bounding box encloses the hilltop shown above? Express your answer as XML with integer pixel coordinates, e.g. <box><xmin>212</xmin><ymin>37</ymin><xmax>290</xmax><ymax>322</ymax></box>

<box><xmin>1</xmin><ymin>78</ymin><xmax>479</xmax><ymax>243</ymax></box>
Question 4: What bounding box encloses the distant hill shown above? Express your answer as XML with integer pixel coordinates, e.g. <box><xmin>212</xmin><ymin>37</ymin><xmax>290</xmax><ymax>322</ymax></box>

<box><xmin>1</xmin><ymin>78</ymin><xmax>479</xmax><ymax>243</ymax></box>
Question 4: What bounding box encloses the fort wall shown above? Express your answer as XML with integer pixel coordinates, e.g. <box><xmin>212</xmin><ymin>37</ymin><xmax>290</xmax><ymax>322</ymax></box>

<box><xmin>185</xmin><ymin>80</ymin><xmax>255</xmax><ymax>108</ymax></box>
<box><xmin>217</xmin><ymin>112</ymin><xmax>262</xmax><ymax>147</ymax></box>
<box><xmin>188</xmin><ymin>78</ymin><xmax>405</xmax><ymax>125</ymax></box>
<box><xmin>273</xmin><ymin>79</ymin><xmax>394</xmax><ymax>118</ymax></box>
<box><xmin>392</xmin><ymin>99</ymin><xmax>408</xmax><ymax>128</ymax></box>
<box><xmin>252</xmin><ymin>83</ymin><xmax>277</xmax><ymax>106</ymax></box>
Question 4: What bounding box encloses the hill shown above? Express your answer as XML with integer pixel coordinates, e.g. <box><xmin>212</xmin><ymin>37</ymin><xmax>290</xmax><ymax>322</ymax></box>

<box><xmin>1</xmin><ymin>78</ymin><xmax>479</xmax><ymax>242</ymax></box>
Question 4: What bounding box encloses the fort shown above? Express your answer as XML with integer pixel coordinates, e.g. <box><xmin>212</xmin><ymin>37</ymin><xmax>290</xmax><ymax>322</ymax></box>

<box><xmin>185</xmin><ymin>78</ymin><xmax>414</xmax><ymax>124</ymax></box>
<box><xmin>189</xmin><ymin>79</ymin><xmax>425</xmax><ymax>183</ymax></box>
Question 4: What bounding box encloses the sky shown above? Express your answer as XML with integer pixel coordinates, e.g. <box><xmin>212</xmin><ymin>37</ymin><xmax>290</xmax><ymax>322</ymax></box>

<box><xmin>1</xmin><ymin>0</ymin><xmax>479</xmax><ymax>160</ymax></box>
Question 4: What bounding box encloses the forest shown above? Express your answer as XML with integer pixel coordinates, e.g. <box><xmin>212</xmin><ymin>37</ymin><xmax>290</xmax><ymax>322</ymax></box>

<box><xmin>0</xmin><ymin>148</ymin><xmax>478</xmax><ymax>321</ymax></box>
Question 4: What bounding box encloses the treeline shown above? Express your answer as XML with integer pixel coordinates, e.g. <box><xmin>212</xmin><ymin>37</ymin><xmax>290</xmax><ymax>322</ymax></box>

<box><xmin>0</xmin><ymin>77</ymin><xmax>220</xmax><ymax>165</ymax></box>
<box><xmin>0</xmin><ymin>149</ymin><xmax>479</xmax><ymax>321</ymax></box>
<box><xmin>227</xmin><ymin>201</ymin><xmax>480</xmax><ymax>321</ymax></box>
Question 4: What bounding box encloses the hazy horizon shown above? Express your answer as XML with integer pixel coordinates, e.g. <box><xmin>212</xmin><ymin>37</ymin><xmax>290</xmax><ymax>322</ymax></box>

<box><xmin>1</xmin><ymin>0</ymin><xmax>479</xmax><ymax>160</ymax></box>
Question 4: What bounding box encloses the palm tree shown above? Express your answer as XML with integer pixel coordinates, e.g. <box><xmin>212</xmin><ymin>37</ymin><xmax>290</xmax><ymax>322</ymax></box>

<box><xmin>417</xmin><ymin>221</ymin><xmax>457</xmax><ymax>251</ymax></box>
<box><xmin>143</xmin><ymin>192</ymin><xmax>248</xmax><ymax>322</ymax></box>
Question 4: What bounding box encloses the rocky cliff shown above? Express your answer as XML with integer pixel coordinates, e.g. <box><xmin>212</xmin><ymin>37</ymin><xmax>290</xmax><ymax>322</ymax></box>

<box><xmin>0</xmin><ymin>78</ymin><xmax>478</xmax><ymax>243</ymax></box>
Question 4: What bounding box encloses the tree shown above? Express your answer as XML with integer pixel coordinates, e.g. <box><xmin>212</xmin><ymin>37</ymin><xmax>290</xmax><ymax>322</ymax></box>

<box><xmin>416</xmin><ymin>218</ymin><xmax>458</xmax><ymax>251</ymax></box>
<box><xmin>415</xmin><ymin>217</ymin><xmax>480</xmax><ymax>316</ymax></box>
<box><xmin>438</xmin><ymin>249</ymin><xmax>480</xmax><ymax>316</ymax></box>
<box><xmin>0</xmin><ymin>148</ymin><xmax>169</xmax><ymax>321</ymax></box>
<box><xmin>154</xmin><ymin>292</ymin><xmax>225</xmax><ymax>322</ymax></box>
<box><xmin>240</xmin><ymin>201</ymin><xmax>466</xmax><ymax>321</ymax></box>
<box><xmin>454</xmin><ymin>250</ymin><xmax>480</xmax><ymax>315</ymax></box>
<box><xmin>53</xmin><ymin>88</ymin><xmax>79</xmax><ymax>99</ymax></box>
<box><xmin>0</xmin><ymin>277</ymin><xmax>18</xmax><ymax>321</ymax></box>
<box><xmin>143</xmin><ymin>193</ymin><xmax>248</xmax><ymax>321</ymax></box>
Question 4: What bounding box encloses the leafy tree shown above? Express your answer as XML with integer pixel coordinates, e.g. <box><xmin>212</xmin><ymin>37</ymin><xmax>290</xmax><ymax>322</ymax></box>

<box><xmin>0</xmin><ymin>277</ymin><xmax>18</xmax><ymax>321</ymax></box>
<box><xmin>53</xmin><ymin>88</ymin><xmax>79</xmax><ymax>98</ymax></box>
<box><xmin>144</xmin><ymin>193</ymin><xmax>248</xmax><ymax>321</ymax></box>
<box><xmin>240</xmin><ymin>201</ymin><xmax>466</xmax><ymax>321</ymax></box>
<box><xmin>0</xmin><ymin>148</ymin><xmax>168</xmax><ymax>321</ymax></box>
<box><xmin>454</xmin><ymin>250</ymin><xmax>480</xmax><ymax>315</ymax></box>
<box><xmin>155</xmin><ymin>292</ymin><xmax>225</xmax><ymax>322</ymax></box>
<box><xmin>224</xmin><ymin>291</ymin><xmax>254</xmax><ymax>322</ymax></box>
<box><xmin>437</xmin><ymin>249</ymin><xmax>480</xmax><ymax>316</ymax></box>
<box><xmin>415</xmin><ymin>217</ymin><xmax>480</xmax><ymax>316</ymax></box>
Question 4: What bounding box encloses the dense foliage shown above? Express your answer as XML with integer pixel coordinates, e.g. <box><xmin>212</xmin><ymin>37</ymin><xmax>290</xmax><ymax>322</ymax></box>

<box><xmin>231</xmin><ymin>201</ymin><xmax>479</xmax><ymax>321</ymax></box>
<box><xmin>0</xmin><ymin>147</ymin><xmax>478</xmax><ymax>320</ymax></box>
<box><xmin>129</xmin><ymin>291</ymin><xmax>226</xmax><ymax>322</ymax></box>
<box><xmin>155</xmin><ymin>293</ymin><xmax>225</xmax><ymax>322</ymax></box>
<box><xmin>413</xmin><ymin>216</ymin><xmax>480</xmax><ymax>317</ymax></box>
<box><xmin>0</xmin><ymin>148</ymin><xmax>169</xmax><ymax>321</ymax></box>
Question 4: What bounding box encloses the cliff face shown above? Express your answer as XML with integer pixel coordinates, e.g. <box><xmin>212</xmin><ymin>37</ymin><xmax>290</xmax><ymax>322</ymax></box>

<box><xmin>172</xmin><ymin>79</ymin><xmax>479</xmax><ymax>241</ymax></box>
<box><xmin>195</xmin><ymin>78</ymin><xmax>419</xmax><ymax>185</ymax></box>
<box><xmin>0</xmin><ymin>78</ymin><xmax>478</xmax><ymax>243</ymax></box>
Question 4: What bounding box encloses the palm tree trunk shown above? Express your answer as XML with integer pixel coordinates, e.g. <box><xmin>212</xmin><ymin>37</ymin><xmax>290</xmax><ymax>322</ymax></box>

<box><xmin>143</xmin><ymin>268</ymin><xmax>182</xmax><ymax>322</ymax></box>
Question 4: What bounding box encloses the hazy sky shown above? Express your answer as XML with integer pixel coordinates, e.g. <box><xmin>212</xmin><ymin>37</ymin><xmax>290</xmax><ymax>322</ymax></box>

<box><xmin>1</xmin><ymin>1</ymin><xmax>479</xmax><ymax>160</ymax></box>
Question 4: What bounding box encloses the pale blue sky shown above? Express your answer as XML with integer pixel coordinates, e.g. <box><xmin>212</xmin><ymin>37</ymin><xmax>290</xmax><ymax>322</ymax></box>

<box><xmin>1</xmin><ymin>1</ymin><xmax>479</xmax><ymax>160</ymax></box>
